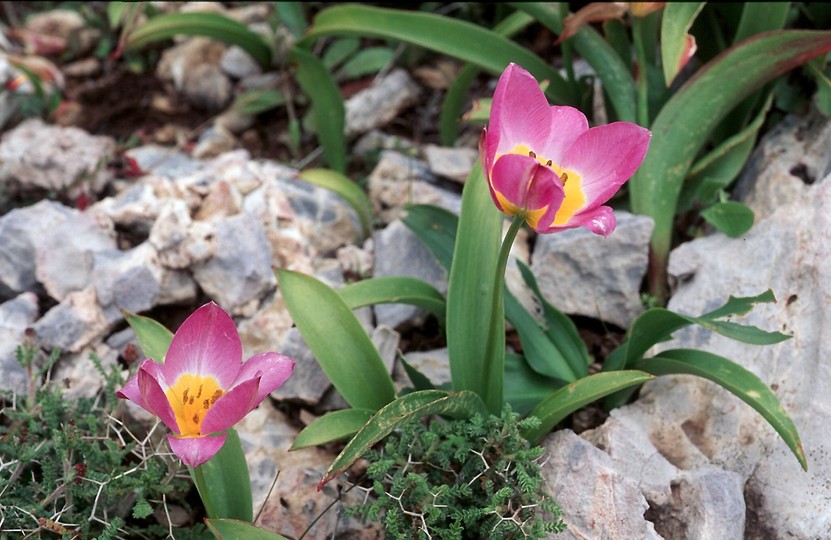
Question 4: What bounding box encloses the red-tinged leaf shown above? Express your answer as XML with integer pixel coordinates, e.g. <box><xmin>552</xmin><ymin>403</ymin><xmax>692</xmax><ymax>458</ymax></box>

<box><xmin>661</xmin><ymin>2</ymin><xmax>705</xmax><ymax>86</ymax></box>
<box><xmin>630</xmin><ymin>30</ymin><xmax>831</xmax><ymax>301</ymax></box>
<box><xmin>556</xmin><ymin>2</ymin><xmax>629</xmax><ymax>44</ymax></box>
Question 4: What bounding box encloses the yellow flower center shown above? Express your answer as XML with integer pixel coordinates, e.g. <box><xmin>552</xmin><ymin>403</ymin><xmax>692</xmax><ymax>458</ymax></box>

<box><xmin>166</xmin><ymin>374</ymin><xmax>224</xmax><ymax>437</ymax></box>
<box><xmin>498</xmin><ymin>144</ymin><xmax>586</xmax><ymax>226</ymax></box>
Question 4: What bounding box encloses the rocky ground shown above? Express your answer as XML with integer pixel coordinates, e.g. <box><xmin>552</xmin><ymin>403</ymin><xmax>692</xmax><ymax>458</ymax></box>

<box><xmin>1</xmin><ymin>4</ymin><xmax>831</xmax><ymax>539</ymax></box>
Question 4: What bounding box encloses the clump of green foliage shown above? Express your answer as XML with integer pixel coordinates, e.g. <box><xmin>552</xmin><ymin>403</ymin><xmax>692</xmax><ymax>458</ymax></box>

<box><xmin>0</xmin><ymin>343</ymin><xmax>200</xmax><ymax>539</ymax></box>
<box><xmin>348</xmin><ymin>408</ymin><xmax>564</xmax><ymax>539</ymax></box>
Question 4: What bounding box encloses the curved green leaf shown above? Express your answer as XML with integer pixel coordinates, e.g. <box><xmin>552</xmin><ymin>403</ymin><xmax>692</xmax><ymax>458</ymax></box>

<box><xmin>630</xmin><ymin>30</ymin><xmax>831</xmax><ymax>300</ymax></box>
<box><xmin>635</xmin><ymin>349</ymin><xmax>806</xmax><ymax>470</ymax></box>
<box><xmin>732</xmin><ymin>3</ymin><xmax>791</xmax><ymax>45</ymax></box>
<box><xmin>123</xmin><ymin>310</ymin><xmax>173</xmax><ymax>363</ymax></box>
<box><xmin>338</xmin><ymin>277</ymin><xmax>446</xmax><ymax>325</ymax></box>
<box><xmin>191</xmin><ymin>429</ymin><xmax>253</xmax><ymax>521</ymax></box>
<box><xmin>516</xmin><ymin>260</ymin><xmax>590</xmax><ymax>378</ymax></box>
<box><xmin>661</xmin><ymin>2</ymin><xmax>705</xmax><ymax>86</ymax></box>
<box><xmin>277</xmin><ymin>270</ymin><xmax>396</xmax><ymax>410</ymax></box>
<box><xmin>206</xmin><ymin>518</ymin><xmax>289</xmax><ymax>540</ymax></box>
<box><xmin>623</xmin><ymin>290</ymin><xmax>789</xmax><ymax>367</ymax></box>
<box><xmin>303</xmin><ymin>4</ymin><xmax>574</xmax><ymax>105</ymax></box>
<box><xmin>124</xmin><ymin>12</ymin><xmax>272</xmax><ymax>68</ymax></box>
<box><xmin>232</xmin><ymin>89</ymin><xmax>286</xmax><ymax>116</ymax></box>
<box><xmin>298</xmin><ymin>168</ymin><xmax>373</xmax><ymax>236</ymax></box>
<box><xmin>336</xmin><ymin>47</ymin><xmax>395</xmax><ymax>79</ymax></box>
<box><xmin>524</xmin><ymin>371</ymin><xmax>654</xmax><ymax>444</ymax></box>
<box><xmin>446</xmin><ymin>163</ymin><xmax>505</xmax><ymax>413</ymax></box>
<box><xmin>291</xmin><ymin>408</ymin><xmax>375</xmax><ymax>450</ymax></box>
<box><xmin>319</xmin><ymin>390</ymin><xmax>488</xmax><ymax>488</ymax></box>
<box><xmin>701</xmin><ymin>201</ymin><xmax>755</xmax><ymax>237</ymax></box>
<box><xmin>290</xmin><ymin>48</ymin><xmax>347</xmax><ymax>173</ymax></box>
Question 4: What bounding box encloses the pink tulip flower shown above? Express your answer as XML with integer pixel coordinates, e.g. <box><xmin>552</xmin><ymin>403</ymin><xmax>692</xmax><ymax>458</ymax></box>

<box><xmin>117</xmin><ymin>302</ymin><xmax>295</xmax><ymax>467</ymax></box>
<box><xmin>480</xmin><ymin>63</ymin><xmax>651</xmax><ymax>236</ymax></box>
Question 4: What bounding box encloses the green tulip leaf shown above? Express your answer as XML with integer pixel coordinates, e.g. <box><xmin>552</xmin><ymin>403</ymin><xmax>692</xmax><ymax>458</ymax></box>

<box><xmin>524</xmin><ymin>371</ymin><xmax>654</xmax><ymax>445</ymax></box>
<box><xmin>338</xmin><ymin>277</ymin><xmax>446</xmax><ymax>326</ymax></box>
<box><xmin>446</xmin><ymin>163</ymin><xmax>505</xmax><ymax>413</ymax></box>
<box><xmin>278</xmin><ymin>270</ymin><xmax>396</xmax><ymax>411</ymax></box>
<box><xmin>124</xmin><ymin>12</ymin><xmax>272</xmax><ymax>68</ymax></box>
<box><xmin>303</xmin><ymin>4</ymin><xmax>574</xmax><ymax>105</ymax></box>
<box><xmin>191</xmin><ymin>429</ymin><xmax>253</xmax><ymax>521</ymax></box>
<box><xmin>635</xmin><ymin>349</ymin><xmax>806</xmax><ymax>470</ymax></box>
<box><xmin>700</xmin><ymin>201</ymin><xmax>755</xmax><ymax>237</ymax></box>
<box><xmin>661</xmin><ymin>2</ymin><xmax>705</xmax><ymax>86</ymax></box>
<box><xmin>504</xmin><ymin>353</ymin><xmax>563</xmax><ymax>416</ymax></box>
<box><xmin>232</xmin><ymin>89</ymin><xmax>286</xmax><ymax>116</ymax></box>
<box><xmin>123</xmin><ymin>310</ymin><xmax>173</xmax><ymax>364</ymax></box>
<box><xmin>401</xmin><ymin>204</ymin><xmax>459</xmax><ymax>272</ymax></box>
<box><xmin>291</xmin><ymin>408</ymin><xmax>375</xmax><ymax>450</ymax></box>
<box><xmin>290</xmin><ymin>48</ymin><xmax>346</xmax><ymax>173</ymax></box>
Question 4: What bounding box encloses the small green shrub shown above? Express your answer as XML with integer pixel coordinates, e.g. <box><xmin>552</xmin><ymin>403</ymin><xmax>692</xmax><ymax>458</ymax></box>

<box><xmin>0</xmin><ymin>344</ymin><xmax>202</xmax><ymax>539</ymax></box>
<box><xmin>348</xmin><ymin>408</ymin><xmax>565</xmax><ymax>539</ymax></box>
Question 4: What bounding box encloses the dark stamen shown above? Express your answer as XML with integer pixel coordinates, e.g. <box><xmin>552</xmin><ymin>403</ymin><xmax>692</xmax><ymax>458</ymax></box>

<box><xmin>546</xmin><ymin>160</ymin><xmax>552</xmax><ymax>167</ymax></box>
<box><xmin>561</xmin><ymin>172</ymin><xmax>569</xmax><ymax>184</ymax></box>
<box><xmin>528</xmin><ymin>151</ymin><xmax>536</xmax><ymax>159</ymax></box>
<box><xmin>182</xmin><ymin>388</ymin><xmax>189</xmax><ymax>403</ymax></box>
<box><xmin>192</xmin><ymin>413</ymin><xmax>199</xmax><ymax>425</ymax></box>
<box><xmin>196</xmin><ymin>384</ymin><xmax>203</xmax><ymax>399</ymax></box>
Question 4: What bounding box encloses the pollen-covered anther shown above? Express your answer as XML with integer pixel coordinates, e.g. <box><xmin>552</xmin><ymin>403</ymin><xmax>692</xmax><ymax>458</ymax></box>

<box><xmin>528</xmin><ymin>150</ymin><xmax>537</xmax><ymax>158</ymax></box>
<box><xmin>561</xmin><ymin>172</ymin><xmax>569</xmax><ymax>184</ymax></box>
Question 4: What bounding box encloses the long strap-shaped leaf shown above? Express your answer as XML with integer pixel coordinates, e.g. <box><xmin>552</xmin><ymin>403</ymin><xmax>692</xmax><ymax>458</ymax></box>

<box><xmin>524</xmin><ymin>370</ymin><xmax>654</xmax><ymax>445</ymax></box>
<box><xmin>635</xmin><ymin>349</ymin><xmax>807</xmax><ymax>470</ymax></box>
<box><xmin>277</xmin><ymin>269</ymin><xmax>396</xmax><ymax>411</ymax></box>
<box><xmin>124</xmin><ymin>12</ymin><xmax>272</xmax><ymax>68</ymax></box>
<box><xmin>629</xmin><ymin>30</ymin><xmax>831</xmax><ymax>301</ymax></box>
<box><xmin>318</xmin><ymin>390</ymin><xmax>488</xmax><ymax>489</ymax></box>
<box><xmin>338</xmin><ymin>276</ymin><xmax>447</xmax><ymax>326</ymax></box>
<box><xmin>302</xmin><ymin>4</ymin><xmax>575</xmax><ymax>105</ymax></box>
<box><xmin>446</xmin><ymin>163</ymin><xmax>505</xmax><ymax>413</ymax></box>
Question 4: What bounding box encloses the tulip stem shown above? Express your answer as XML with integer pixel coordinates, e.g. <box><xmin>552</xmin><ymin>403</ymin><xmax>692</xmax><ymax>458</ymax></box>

<box><xmin>482</xmin><ymin>215</ymin><xmax>525</xmax><ymax>414</ymax></box>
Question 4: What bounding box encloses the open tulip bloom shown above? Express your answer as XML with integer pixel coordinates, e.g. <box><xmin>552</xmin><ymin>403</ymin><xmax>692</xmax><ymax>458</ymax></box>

<box><xmin>118</xmin><ymin>302</ymin><xmax>295</xmax><ymax>467</ymax></box>
<box><xmin>481</xmin><ymin>63</ymin><xmax>651</xmax><ymax>236</ymax></box>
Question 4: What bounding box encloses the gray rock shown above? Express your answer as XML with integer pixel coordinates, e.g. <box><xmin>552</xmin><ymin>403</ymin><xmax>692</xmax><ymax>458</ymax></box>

<box><xmin>93</xmin><ymin>243</ymin><xmax>197</xmax><ymax>323</ymax></box>
<box><xmin>0</xmin><ymin>200</ymin><xmax>72</xmax><ymax>297</ymax></box>
<box><xmin>353</xmin><ymin>130</ymin><xmax>419</xmax><ymax>158</ymax></box>
<box><xmin>125</xmin><ymin>145</ymin><xmax>202</xmax><ymax>178</ymax></box>
<box><xmin>398</xmin><ymin>348</ymin><xmax>451</xmax><ymax>390</ymax></box>
<box><xmin>0</xmin><ymin>293</ymin><xmax>39</xmax><ymax>394</ymax></box>
<box><xmin>53</xmin><ymin>343</ymin><xmax>118</xmax><ymax>401</ymax></box>
<box><xmin>92</xmin><ymin>181</ymin><xmax>163</xmax><ymax>228</ymax></box>
<box><xmin>269</xmin><ymin>327</ymin><xmax>331</xmax><ymax>406</ymax></box>
<box><xmin>35</xmin><ymin>209</ymin><xmax>117</xmax><ymax>302</ymax></box>
<box><xmin>192</xmin><ymin>125</ymin><xmax>238</xmax><ymax>159</ymax></box>
<box><xmin>592</xmin><ymin>171</ymin><xmax>831</xmax><ymax>539</ymax></box>
<box><xmin>422</xmin><ymin>144</ymin><xmax>478</xmax><ymax>183</ymax></box>
<box><xmin>220</xmin><ymin>45</ymin><xmax>262</xmax><ymax>79</ymax></box>
<box><xmin>149</xmin><ymin>199</ymin><xmax>217</xmax><ymax>269</ymax></box>
<box><xmin>367</xmin><ymin>150</ymin><xmax>461</xmax><ymax>224</ymax></box>
<box><xmin>531</xmin><ymin>211</ymin><xmax>654</xmax><ymax>328</ymax></box>
<box><xmin>0</xmin><ymin>119</ymin><xmax>115</xmax><ymax>195</ymax></box>
<box><xmin>372</xmin><ymin>219</ymin><xmax>446</xmax><ymax>329</ymax></box>
<box><xmin>192</xmin><ymin>212</ymin><xmax>276</xmax><ymax>315</ymax></box>
<box><xmin>345</xmin><ymin>69</ymin><xmax>421</xmax><ymax>137</ymax></box>
<box><xmin>542</xmin><ymin>430</ymin><xmax>662</xmax><ymax>539</ymax></box>
<box><xmin>32</xmin><ymin>287</ymin><xmax>109</xmax><ymax>353</ymax></box>
<box><xmin>735</xmin><ymin>109</ymin><xmax>831</xmax><ymax>221</ymax></box>
<box><xmin>156</xmin><ymin>37</ymin><xmax>232</xmax><ymax>111</ymax></box>
<box><xmin>652</xmin><ymin>469</ymin><xmax>746</xmax><ymax>540</ymax></box>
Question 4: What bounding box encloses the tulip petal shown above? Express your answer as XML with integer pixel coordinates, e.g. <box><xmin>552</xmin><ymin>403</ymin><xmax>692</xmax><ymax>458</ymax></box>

<box><xmin>488</xmin><ymin>64</ymin><xmax>553</xmax><ymax>165</ymax></box>
<box><xmin>136</xmin><ymin>360</ymin><xmax>179</xmax><ymax>433</ymax></box>
<box><xmin>164</xmin><ymin>302</ymin><xmax>241</xmax><ymax>389</ymax></box>
<box><xmin>561</xmin><ymin>122</ymin><xmax>651</xmax><ymax>207</ymax></box>
<box><xmin>538</xmin><ymin>106</ymin><xmax>589</xmax><ymax>164</ymax></box>
<box><xmin>235</xmin><ymin>352</ymin><xmax>295</xmax><ymax>403</ymax></box>
<box><xmin>546</xmin><ymin>205</ymin><xmax>617</xmax><ymax>237</ymax></box>
<box><xmin>490</xmin><ymin>154</ymin><xmax>565</xmax><ymax>232</ymax></box>
<box><xmin>200</xmin><ymin>377</ymin><xmax>260</xmax><ymax>435</ymax></box>
<box><xmin>167</xmin><ymin>433</ymin><xmax>227</xmax><ymax>468</ymax></box>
